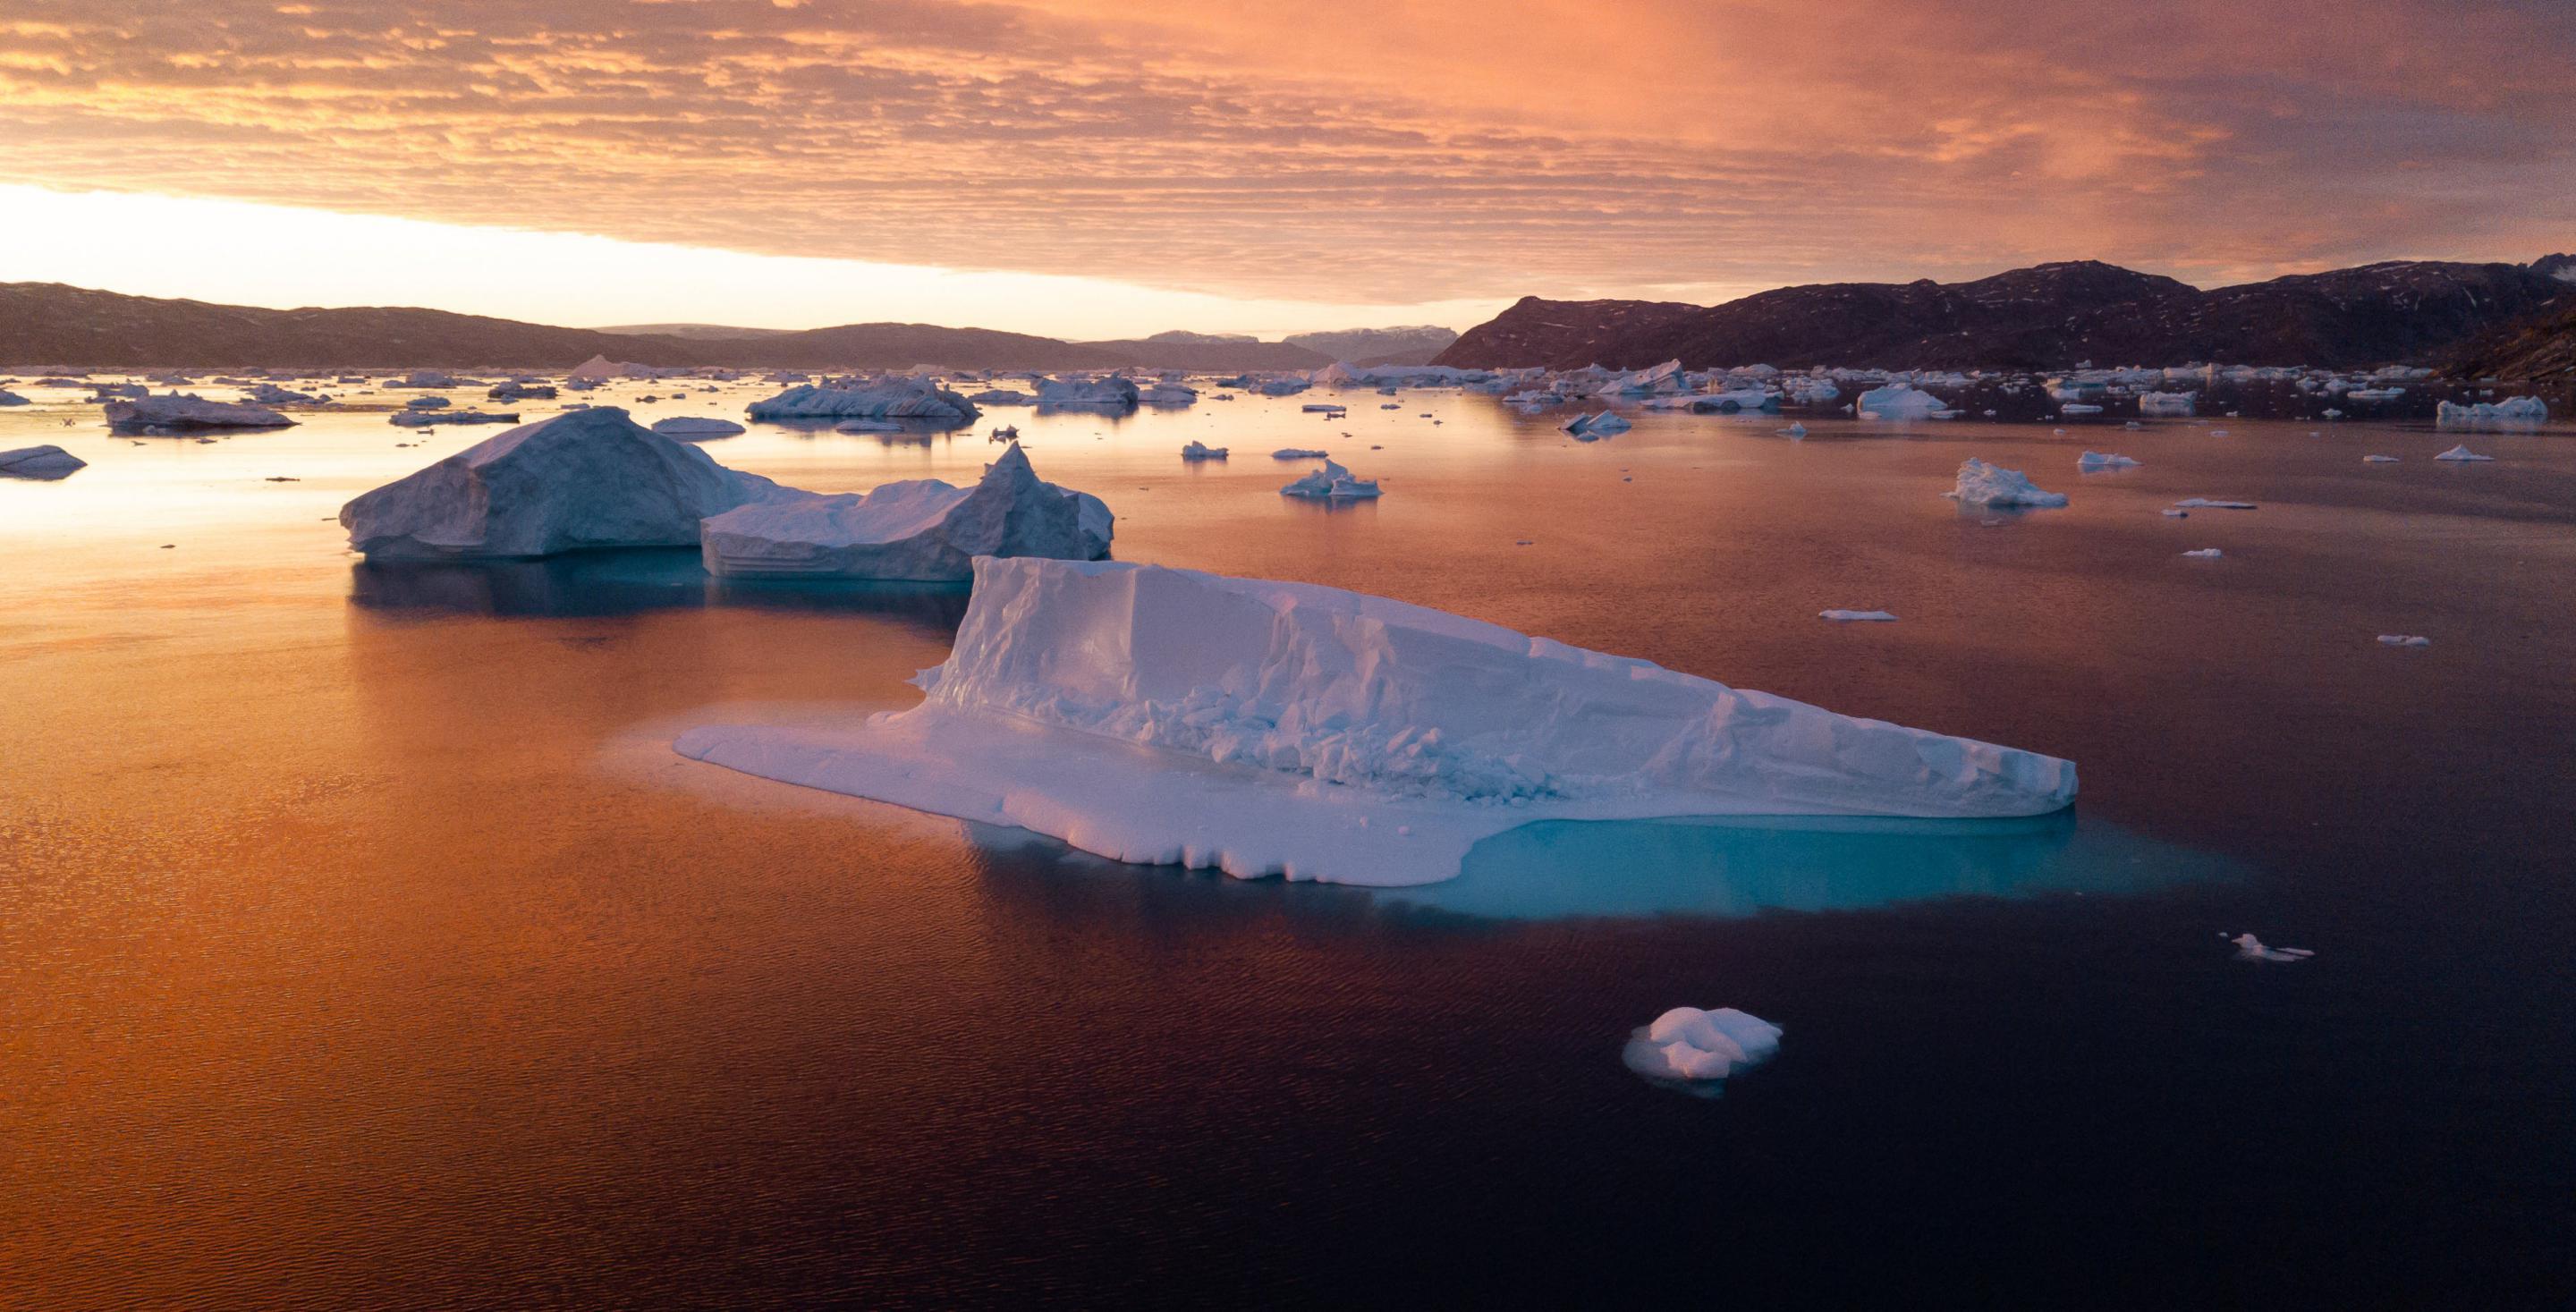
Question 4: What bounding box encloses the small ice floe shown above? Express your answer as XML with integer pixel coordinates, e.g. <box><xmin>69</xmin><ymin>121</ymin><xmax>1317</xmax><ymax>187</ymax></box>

<box><xmin>2362</xmin><ymin>454</ymin><xmax>2398</xmax><ymax>463</ymax></box>
<box><xmin>0</xmin><ymin>444</ymin><xmax>86</xmax><ymax>479</ymax></box>
<box><xmin>2433</xmin><ymin>444</ymin><xmax>2494</xmax><ymax>462</ymax></box>
<box><xmin>2076</xmin><ymin>451</ymin><xmax>2139</xmax><ymax>470</ymax></box>
<box><xmin>404</xmin><ymin>395</ymin><xmax>451</xmax><ymax>411</ymax></box>
<box><xmin>391</xmin><ymin>410</ymin><xmax>516</xmax><ymax>427</ymax></box>
<box><xmin>2182</xmin><ymin>548</ymin><xmax>2223</xmax><ymax>559</ymax></box>
<box><xmin>1272</xmin><ymin>447</ymin><xmax>1329</xmax><ymax>460</ymax></box>
<box><xmin>1945</xmin><ymin>458</ymin><xmax>2068</xmax><ymax>508</ymax></box>
<box><xmin>2209</xmin><ymin>428</ymin><xmax>2231</xmax><ymax>437</ymax></box>
<box><xmin>2059</xmin><ymin>404</ymin><xmax>2102</xmax><ymax>416</ymax></box>
<box><xmin>2161</xmin><ymin>509</ymin><xmax>2189</xmax><ymax>517</ymax></box>
<box><xmin>2138</xmin><ymin>392</ymin><xmax>2196</xmax><ymax>416</ymax></box>
<box><xmin>1281</xmin><ymin>459</ymin><xmax>1381</xmax><ymax>499</ymax></box>
<box><xmin>1623</xmin><ymin>1007</ymin><xmax>1783</xmax><ymax>1087</ymax></box>
<box><xmin>2436</xmin><ymin>396</ymin><xmax>2546</xmax><ymax>428</ymax></box>
<box><xmin>1301</xmin><ymin>402</ymin><xmax>1347</xmax><ymax>414</ymax></box>
<box><xmin>1775</xmin><ymin>422</ymin><xmax>1807</xmax><ymax>438</ymax></box>
<box><xmin>2173</xmin><ymin>497</ymin><xmax>2256</xmax><ymax>510</ymax></box>
<box><xmin>2123</xmin><ymin>420</ymin><xmax>2144</xmax><ymax>430</ymax></box>
<box><xmin>1856</xmin><ymin>385</ymin><xmax>1948</xmax><ymax>420</ymax></box>
<box><xmin>2377</xmin><ymin>634</ymin><xmax>2431</xmax><ymax>648</ymax></box>
<box><xmin>104</xmin><ymin>394</ymin><xmax>294</xmax><ymax>430</ymax></box>
<box><xmin>1819</xmin><ymin>609</ymin><xmax>1897</xmax><ymax>622</ymax></box>
<box><xmin>2224</xmin><ymin>932</ymin><xmax>2314</xmax><ymax>962</ymax></box>
<box><xmin>1181</xmin><ymin>441</ymin><xmax>1229</xmax><ymax>461</ymax></box>
<box><xmin>650</xmin><ymin>416</ymin><xmax>747</xmax><ymax>440</ymax></box>
<box><xmin>1562</xmin><ymin>411</ymin><xmax>1631</xmax><ymax>440</ymax></box>
<box><xmin>2052</xmin><ymin>427</ymin><xmax>2067</xmax><ymax>436</ymax></box>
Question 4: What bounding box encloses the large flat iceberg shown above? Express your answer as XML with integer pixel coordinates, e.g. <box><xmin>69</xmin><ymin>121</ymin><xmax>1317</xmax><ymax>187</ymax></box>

<box><xmin>341</xmin><ymin>408</ymin><xmax>784</xmax><ymax>559</ymax></box>
<box><xmin>699</xmin><ymin>444</ymin><xmax>1111</xmax><ymax>580</ymax></box>
<box><xmin>675</xmin><ymin>558</ymin><xmax>2077</xmax><ymax>886</ymax></box>
<box><xmin>746</xmin><ymin>380</ymin><xmax>979</xmax><ymax>423</ymax></box>
<box><xmin>2436</xmin><ymin>397</ymin><xmax>2546</xmax><ymax>427</ymax></box>
<box><xmin>104</xmin><ymin>394</ymin><xmax>295</xmax><ymax>430</ymax></box>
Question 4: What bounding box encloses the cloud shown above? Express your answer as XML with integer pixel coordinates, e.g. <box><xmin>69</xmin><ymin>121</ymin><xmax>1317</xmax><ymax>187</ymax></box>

<box><xmin>1</xmin><ymin>0</ymin><xmax>2569</xmax><ymax>310</ymax></box>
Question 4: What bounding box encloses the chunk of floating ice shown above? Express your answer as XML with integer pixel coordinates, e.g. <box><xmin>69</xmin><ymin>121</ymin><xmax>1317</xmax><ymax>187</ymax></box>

<box><xmin>0</xmin><ymin>444</ymin><xmax>86</xmax><ymax>479</ymax></box>
<box><xmin>390</xmin><ymin>410</ymin><xmax>516</xmax><ymax>427</ymax></box>
<box><xmin>1181</xmin><ymin>441</ymin><xmax>1229</xmax><ymax>461</ymax></box>
<box><xmin>1561</xmin><ymin>411</ymin><xmax>1631</xmax><ymax>439</ymax></box>
<box><xmin>2377</xmin><ymin>634</ymin><xmax>2431</xmax><ymax>648</ymax></box>
<box><xmin>1819</xmin><ymin>609</ymin><xmax>1898</xmax><ymax>622</ymax></box>
<box><xmin>650</xmin><ymin>416</ymin><xmax>747</xmax><ymax>440</ymax></box>
<box><xmin>2433</xmin><ymin>444</ymin><xmax>2494</xmax><ymax>461</ymax></box>
<box><xmin>2436</xmin><ymin>396</ymin><xmax>2546</xmax><ymax>427</ymax></box>
<box><xmin>2173</xmin><ymin>497</ymin><xmax>2257</xmax><ymax>510</ymax></box>
<box><xmin>673</xmin><ymin>558</ymin><xmax>2078</xmax><ymax>886</ymax></box>
<box><xmin>2227</xmin><ymin>932</ymin><xmax>2314</xmax><ymax>962</ymax></box>
<box><xmin>2182</xmin><ymin>548</ymin><xmax>2222</xmax><ymax>558</ymax></box>
<box><xmin>1856</xmin><ymin>385</ymin><xmax>1948</xmax><ymax>420</ymax></box>
<box><xmin>747</xmin><ymin>380</ymin><xmax>978</xmax><ymax>422</ymax></box>
<box><xmin>2137</xmin><ymin>391</ymin><xmax>2197</xmax><ymax>417</ymax></box>
<box><xmin>341</xmin><ymin>407</ymin><xmax>786</xmax><ymax>559</ymax></box>
<box><xmin>1271</xmin><ymin>447</ymin><xmax>1329</xmax><ymax>460</ymax></box>
<box><xmin>1280</xmin><ymin>459</ymin><xmax>1381</xmax><ymax>499</ymax></box>
<box><xmin>2076</xmin><ymin>451</ymin><xmax>2140</xmax><ymax>470</ymax></box>
<box><xmin>104</xmin><ymin>393</ymin><xmax>294</xmax><ymax>430</ymax></box>
<box><xmin>2161</xmin><ymin>509</ymin><xmax>2189</xmax><ymax>518</ymax></box>
<box><xmin>1945</xmin><ymin>458</ymin><xmax>2068</xmax><ymax>508</ymax></box>
<box><xmin>2362</xmin><ymin>454</ymin><xmax>2398</xmax><ymax>463</ymax></box>
<box><xmin>1623</xmin><ymin>1007</ymin><xmax>1782</xmax><ymax>1085</ymax></box>
<box><xmin>1775</xmin><ymin>423</ymin><xmax>1808</xmax><ymax>438</ymax></box>
<box><xmin>699</xmin><ymin>444</ymin><xmax>1111</xmax><ymax>580</ymax></box>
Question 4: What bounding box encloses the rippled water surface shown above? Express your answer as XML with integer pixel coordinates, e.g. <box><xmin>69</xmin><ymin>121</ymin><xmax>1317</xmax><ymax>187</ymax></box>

<box><xmin>4</xmin><ymin>379</ymin><xmax>2572</xmax><ymax>1307</ymax></box>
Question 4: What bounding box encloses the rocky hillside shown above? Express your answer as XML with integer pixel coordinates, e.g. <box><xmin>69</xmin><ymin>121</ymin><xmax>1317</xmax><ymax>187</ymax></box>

<box><xmin>1434</xmin><ymin>258</ymin><xmax>2574</xmax><ymax>371</ymax></box>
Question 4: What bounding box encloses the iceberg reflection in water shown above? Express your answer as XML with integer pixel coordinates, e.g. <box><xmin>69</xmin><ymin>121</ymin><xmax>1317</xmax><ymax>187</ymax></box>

<box><xmin>348</xmin><ymin>548</ymin><xmax>970</xmax><ymax>630</ymax></box>
<box><xmin>1365</xmin><ymin>810</ymin><xmax>2235</xmax><ymax>922</ymax></box>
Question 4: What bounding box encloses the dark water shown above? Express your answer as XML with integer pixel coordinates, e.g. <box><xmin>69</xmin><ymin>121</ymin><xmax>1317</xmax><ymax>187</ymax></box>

<box><xmin>4</xmin><ymin>380</ymin><xmax>2572</xmax><ymax>1307</ymax></box>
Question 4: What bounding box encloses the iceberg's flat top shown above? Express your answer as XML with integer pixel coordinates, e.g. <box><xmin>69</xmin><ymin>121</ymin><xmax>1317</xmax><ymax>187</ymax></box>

<box><xmin>676</xmin><ymin>558</ymin><xmax>2077</xmax><ymax>886</ymax></box>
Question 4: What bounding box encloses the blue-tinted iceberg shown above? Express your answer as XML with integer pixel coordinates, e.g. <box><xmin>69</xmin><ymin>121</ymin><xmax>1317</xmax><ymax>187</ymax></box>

<box><xmin>698</xmin><ymin>444</ymin><xmax>1111</xmax><ymax>580</ymax></box>
<box><xmin>674</xmin><ymin>557</ymin><xmax>2077</xmax><ymax>886</ymax></box>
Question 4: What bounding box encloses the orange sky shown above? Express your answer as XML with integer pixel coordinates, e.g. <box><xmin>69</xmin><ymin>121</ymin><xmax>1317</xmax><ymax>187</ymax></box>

<box><xmin>2</xmin><ymin>0</ymin><xmax>2569</xmax><ymax>334</ymax></box>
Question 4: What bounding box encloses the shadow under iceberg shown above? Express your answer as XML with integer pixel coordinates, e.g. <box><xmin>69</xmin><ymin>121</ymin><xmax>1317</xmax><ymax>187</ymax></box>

<box><xmin>349</xmin><ymin>548</ymin><xmax>971</xmax><ymax>631</ymax></box>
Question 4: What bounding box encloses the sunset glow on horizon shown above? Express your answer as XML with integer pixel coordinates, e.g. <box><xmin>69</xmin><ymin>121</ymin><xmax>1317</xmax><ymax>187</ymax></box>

<box><xmin>3</xmin><ymin>0</ymin><xmax>2571</xmax><ymax>334</ymax></box>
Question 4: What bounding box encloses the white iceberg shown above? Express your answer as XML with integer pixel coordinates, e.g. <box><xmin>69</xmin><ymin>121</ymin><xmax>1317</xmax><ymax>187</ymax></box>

<box><xmin>242</xmin><ymin>383</ymin><xmax>318</xmax><ymax>405</ymax></box>
<box><xmin>1138</xmin><ymin>384</ymin><xmax>1199</xmax><ymax>407</ymax></box>
<box><xmin>1622</xmin><ymin>1007</ymin><xmax>1782</xmax><ymax>1084</ymax></box>
<box><xmin>1036</xmin><ymin>376</ymin><xmax>1140</xmax><ymax>410</ymax></box>
<box><xmin>2436</xmin><ymin>397</ymin><xmax>2546</xmax><ymax>427</ymax></box>
<box><xmin>1857</xmin><ymin>385</ymin><xmax>1947</xmax><ymax>420</ymax></box>
<box><xmin>1689</xmin><ymin>388</ymin><xmax>1778</xmax><ymax>414</ymax></box>
<box><xmin>2228</xmin><ymin>933</ymin><xmax>2314</xmax><ymax>962</ymax></box>
<box><xmin>1562</xmin><ymin>411</ymin><xmax>1631</xmax><ymax>440</ymax></box>
<box><xmin>1181</xmin><ymin>441</ymin><xmax>1229</xmax><ymax>461</ymax></box>
<box><xmin>2363</xmin><ymin>454</ymin><xmax>2398</xmax><ymax>463</ymax></box>
<box><xmin>2377</xmin><ymin>634</ymin><xmax>2431</xmax><ymax>648</ymax></box>
<box><xmin>0</xmin><ymin>444</ymin><xmax>86</xmax><ymax>479</ymax></box>
<box><xmin>2182</xmin><ymin>548</ymin><xmax>2223</xmax><ymax>559</ymax></box>
<box><xmin>2076</xmin><ymin>452</ymin><xmax>2140</xmax><ymax>470</ymax></box>
<box><xmin>1281</xmin><ymin>460</ymin><xmax>1381</xmax><ymax>499</ymax></box>
<box><xmin>673</xmin><ymin>558</ymin><xmax>2078</xmax><ymax>886</ymax></box>
<box><xmin>103</xmin><ymin>394</ymin><xmax>295</xmax><ymax>430</ymax></box>
<box><xmin>1819</xmin><ymin>609</ymin><xmax>1897</xmax><ymax>622</ymax></box>
<box><xmin>969</xmin><ymin>388</ymin><xmax>1034</xmax><ymax>406</ymax></box>
<box><xmin>699</xmin><ymin>444</ymin><xmax>1111</xmax><ymax>581</ymax></box>
<box><xmin>340</xmin><ymin>408</ymin><xmax>784</xmax><ymax>559</ymax></box>
<box><xmin>2433</xmin><ymin>444</ymin><xmax>2494</xmax><ymax>462</ymax></box>
<box><xmin>1945</xmin><ymin>459</ymin><xmax>2068</xmax><ymax>508</ymax></box>
<box><xmin>651</xmin><ymin>416</ymin><xmax>747</xmax><ymax>440</ymax></box>
<box><xmin>2137</xmin><ymin>392</ymin><xmax>2197</xmax><ymax>417</ymax></box>
<box><xmin>746</xmin><ymin>381</ymin><xmax>979</xmax><ymax>422</ymax></box>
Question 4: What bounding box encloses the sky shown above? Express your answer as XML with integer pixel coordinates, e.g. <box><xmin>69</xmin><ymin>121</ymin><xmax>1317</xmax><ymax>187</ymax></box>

<box><xmin>1</xmin><ymin>0</ymin><xmax>2569</xmax><ymax>338</ymax></box>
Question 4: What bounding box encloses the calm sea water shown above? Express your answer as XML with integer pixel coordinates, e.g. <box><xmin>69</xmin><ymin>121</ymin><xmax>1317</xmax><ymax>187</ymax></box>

<box><xmin>4</xmin><ymin>379</ymin><xmax>2572</xmax><ymax>1308</ymax></box>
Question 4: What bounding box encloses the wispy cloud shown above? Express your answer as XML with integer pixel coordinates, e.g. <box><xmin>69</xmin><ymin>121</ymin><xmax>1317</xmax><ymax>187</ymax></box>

<box><xmin>3</xmin><ymin>0</ymin><xmax>2569</xmax><ymax>310</ymax></box>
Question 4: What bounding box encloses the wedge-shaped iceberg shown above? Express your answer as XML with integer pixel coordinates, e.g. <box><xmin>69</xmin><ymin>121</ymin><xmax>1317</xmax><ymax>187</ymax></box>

<box><xmin>699</xmin><ymin>444</ymin><xmax>1111</xmax><ymax>581</ymax></box>
<box><xmin>104</xmin><ymin>394</ymin><xmax>295</xmax><ymax>430</ymax></box>
<box><xmin>2436</xmin><ymin>397</ymin><xmax>2545</xmax><ymax>427</ymax></box>
<box><xmin>674</xmin><ymin>558</ymin><xmax>2077</xmax><ymax>885</ymax></box>
<box><xmin>1946</xmin><ymin>458</ymin><xmax>2068</xmax><ymax>507</ymax></box>
<box><xmin>745</xmin><ymin>380</ymin><xmax>979</xmax><ymax>422</ymax></box>
<box><xmin>0</xmin><ymin>444</ymin><xmax>86</xmax><ymax>479</ymax></box>
<box><xmin>1280</xmin><ymin>459</ymin><xmax>1381</xmax><ymax>498</ymax></box>
<box><xmin>341</xmin><ymin>408</ymin><xmax>784</xmax><ymax>559</ymax></box>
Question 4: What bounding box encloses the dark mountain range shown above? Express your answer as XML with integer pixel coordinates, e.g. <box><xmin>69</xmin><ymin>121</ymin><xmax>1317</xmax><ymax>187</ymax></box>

<box><xmin>2448</xmin><ymin>293</ymin><xmax>2576</xmax><ymax>385</ymax></box>
<box><xmin>1284</xmin><ymin>325</ymin><xmax>1460</xmax><ymax>364</ymax></box>
<box><xmin>593</xmin><ymin>323</ymin><xmax>795</xmax><ymax>339</ymax></box>
<box><xmin>1434</xmin><ymin>258</ymin><xmax>2575</xmax><ymax>372</ymax></box>
<box><xmin>1072</xmin><ymin>339</ymin><xmax>1334</xmax><ymax>371</ymax></box>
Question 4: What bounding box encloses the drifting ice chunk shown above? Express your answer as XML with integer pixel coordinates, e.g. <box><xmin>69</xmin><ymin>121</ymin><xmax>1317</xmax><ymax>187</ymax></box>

<box><xmin>2182</xmin><ymin>548</ymin><xmax>2223</xmax><ymax>559</ymax></box>
<box><xmin>340</xmin><ymin>408</ymin><xmax>784</xmax><ymax>559</ymax></box>
<box><xmin>1281</xmin><ymin>459</ymin><xmax>1381</xmax><ymax>499</ymax></box>
<box><xmin>1036</xmin><ymin>377</ymin><xmax>1141</xmax><ymax>410</ymax></box>
<box><xmin>2433</xmin><ymin>444</ymin><xmax>2493</xmax><ymax>461</ymax></box>
<box><xmin>1945</xmin><ymin>459</ymin><xmax>2067</xmax><ymax>508</ymax></box>
<box><xmin>390</xmin><ymin>410</ymin><xmax>517</xmax><ymax>427</ymax></box>
<box><xmin>1562</xmin><ymin>411</ymin><xmax>1631</xmax><ymax>439</ymax></box>
<box><xmin>104</xmin><ymin>394</ymin><xmax>295</xmax><ymax>430</ymax></box>
<box><xmin>2227</xmin><ymin>933</ymin><xmax>2314</xmax><ymax>962</ymax></box>
<box><xmin>0</xmin><ymin>444</ymin><xmax>86</xmax><ymax>478</ymax></box>
<box><xmin>2436</xmin><ymin>397</ymin><xmax>2546</xmax><ymax>427</ymax></box>
<box><xmin>1775</xmin><ymin>423</ymin><xmax>1808</xmax><ymax>438</ymax></box>
<box><xmin>2137</xmin><ymin>392</ymin><xmax>2197</xmax><ymax>417</ymax></box>
<box><xmin>1181</xmin><ymin>441</ymin><xmax>1229</xmax><ymax>461</ymax></box>
<box><xmin>746</xmin><ymin>381</ymin><xmax>979</xmax><ymax>422</ymax></box>
<box><xmin>699</xmin><ymin>444</ymin><xmax>1111</xmax><ymax>581</ymax></box>
<box><xmin>2377</xmin><ymin>634</ymin><xmax>2431</xmax><ymax>648</ymax></box>
<box><xmin>242</xmin><ymin>383</ymin><xmax>318</xmax><ymax>405</ymax></box>
<box><xmin>2173</xmin><ymin>497</ymin><xmax>2257</xmax><ymax>510</ymax></box>
<box><xmin>1857</xmin><ymin>385</ymin><xmax>1947</xmax><ymax>420</ymax></box>
<box><xmin>1623</xmin><ymin>1008</ymin><xmax>1782</xmax><ymax>1084</ymax></box>
<box><xmin>651</xmin><ymin>416</ymin><xmax>747</xmax><ymax>440</ymax></box>
<box><xmin>970</xmin><ymin>388</ymin><xmax>1034</xmax><ymax>405</ymax></box>
<box><xmin>2076</xmin><ymin>451</ymin><xmax>2140</xmax><ymax>470</ymax></box>
<box><xmin>673</xmin><ymin>558</ymin><xmax>2078</xmax><ymax>886</ymax></box>
<box><xmin>1689</xmin><ymin>389</ymin><xmax>1778</xmax><ymax>413</ymax></box>
<box><xmin>2363</xmin><ymin>454</ymin><xmax>2398</xmax><ymax>463</ymax></box>
<box><xmin>1272</xmin><ymin>447</ymin><xmax>1330</xmax><ymax>460</ymax></box>
<box><xmin>1137</xmin><ymin>384</ymin><xmax>1198</xmax><ymax>407</ymax></box>
<box><xmin>1819</xmin><ymin>609</ymin><xmax>1897</xmax><ymax>622</ymax></box>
